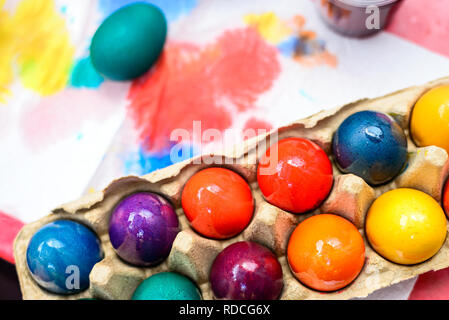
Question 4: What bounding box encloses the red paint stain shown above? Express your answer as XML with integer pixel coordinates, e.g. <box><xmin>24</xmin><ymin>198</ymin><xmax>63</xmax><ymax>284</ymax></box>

<box><xmin>409</xmin><ymin>268</ymin><xmax>449</xmax><ymax>300</ymax></box>
<box><xmin>242</xmin><ymin>117</ymin><xmax>273</xmax><ymax>140</ymax></box>
<box><xmin>0</xmin><ymin>211</ymin><xmax>24</xmax><ymax>264</ymax></box>
<box><xmin>20</xmin><ymin>83</ymin><xmax>127</xmax><ymax>151</ymax></box>
<box><xmin>127</xmin><ymin>27</ymin><xmax>281</xmax><ymax>152</ymax></box>
<box><xmin>386</xmin><ymin>0</ymin><xmax>449</xmax><ymax>58</ymax></box>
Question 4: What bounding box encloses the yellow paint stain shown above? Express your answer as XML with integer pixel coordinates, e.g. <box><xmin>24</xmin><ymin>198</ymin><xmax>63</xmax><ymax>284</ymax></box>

<box><xmin>244</xmin><ymin>12</ymin><xmax>292</xmax><ymax>45</ymax></box>
<box><xmin>0</xmin><ymin>0</ymin><xmax>74</xmax><ymax>102</ymax></box>
<box><xmin>0</xmin><ymin>0</ymin><xmax>15</xmax><ymax>102</ymax></box>
<box><xmin>86</xmin><ymin>187</ymin><xmax>97</xmax><ymax>194</ymax></box>
<box><xmin>244</xmin><ymin>12</ymin><xmax>338</xmax><ymax>69</ymax></box>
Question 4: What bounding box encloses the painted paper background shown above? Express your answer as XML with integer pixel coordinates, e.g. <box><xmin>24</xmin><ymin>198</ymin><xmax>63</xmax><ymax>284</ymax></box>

<box><xmin>1</xmin><ymin>0</ymin><xmax>449</xmax><ymax>299</ymax></box>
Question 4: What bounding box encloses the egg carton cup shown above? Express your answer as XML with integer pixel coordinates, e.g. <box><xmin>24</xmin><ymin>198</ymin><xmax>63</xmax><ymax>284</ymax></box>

<box><xmin>14</xmin><ymin>76</ymin><xmax>449</xmax><ymax>300</ymax></box>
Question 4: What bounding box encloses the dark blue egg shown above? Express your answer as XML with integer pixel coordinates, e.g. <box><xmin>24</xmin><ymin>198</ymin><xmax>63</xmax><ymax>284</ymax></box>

<box><xmin>26</xmin><ymin>220</ymin><xmax>103</xmax><ymax>294</ymax></box>
<box><xmin>332</xmin><ymin>110</ymin><xmax>407</xmax><ymax>185</ymax></box>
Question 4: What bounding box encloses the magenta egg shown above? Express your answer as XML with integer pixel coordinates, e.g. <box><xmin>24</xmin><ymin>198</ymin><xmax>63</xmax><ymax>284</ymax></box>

<box><xmin>209</xmin><ymin>241</ymin><xmax>283</xmax><ymax>300</ymax></box>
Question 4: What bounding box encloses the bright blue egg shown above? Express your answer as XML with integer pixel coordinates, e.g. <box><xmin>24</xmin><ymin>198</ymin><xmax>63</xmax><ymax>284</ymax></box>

<box><xmin>26</xmin><ymin>220</ymin><xmax>103</xmax><ymax>294</ymax></box>
<box><xmin>332</xmin><ymin>110</ymin><xmax>407</xmax><ymax>185</ymax></box>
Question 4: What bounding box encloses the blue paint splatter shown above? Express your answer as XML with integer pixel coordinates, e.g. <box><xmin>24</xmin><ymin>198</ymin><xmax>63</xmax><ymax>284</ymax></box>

<box><xmin>76</xmin><ymin>132</ymin><xmax>84</xmax><ymax>140</ymax></box>
<box><xmin>277</xmin><ymin>37</ymin><xmax>299</xmax><ymax>57</ymax></box>
<box><xmin>98</xmin><ymin>0</ymin><xmax>197</xmax><ymax>23</ymax></box>
<box><xmin>124</xmin><ymin>143</ymin><xmax>197</xmax><ymax>175</ymax></box>
<box><xmin>70</xmin><ymin>57</ymin><xmax>104</xmax><ymax>89</ymax></box>
<box><xmin>298</xmin><ymin>89</ymin><xmax>315</xmax><ymax>102</ymax></box>
<box><xmin>277</xmin><ymin>36</ymin><xmax>328</xmax><ymax>58</ymax></box>
<box><xmin>297</xmin><ymin>38</ymin><xmax>326</xmax><ymax>55</ymax></box>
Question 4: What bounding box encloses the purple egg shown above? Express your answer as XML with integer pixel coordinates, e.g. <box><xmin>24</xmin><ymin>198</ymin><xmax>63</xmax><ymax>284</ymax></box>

<box><xmin>109</xmin><ymin>192</ymin><xmax>179</xmax><ymax>266</ymax></box>
<box><xmin>210</xmin><ymin>241</ymin><xmax>283</xmax><ymax>300</ymax></box>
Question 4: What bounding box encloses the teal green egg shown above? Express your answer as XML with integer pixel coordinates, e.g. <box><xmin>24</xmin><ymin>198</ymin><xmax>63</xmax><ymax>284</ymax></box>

<box><xmin>90</xmin><ymin>3</ymin><xmax>167</xmax><ymax>80</ymax></box>
<box><xmin>132</xmin><ymin>272</ymin><xmax>202</xmax><ymax>300</ymax></box>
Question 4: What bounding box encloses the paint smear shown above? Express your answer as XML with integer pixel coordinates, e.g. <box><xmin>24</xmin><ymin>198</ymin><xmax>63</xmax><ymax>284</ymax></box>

<box><xmin>282</xmin><ymin>15</ymin><xmax>337</xmax><ymax>67</ymax></box>
<box><xmin>298</xmin><ymin>88</ymin><xmax>316</xmax><ymax>102</ymax></box>
<box><xmin>20</xmin><ymin>82</ymin><xmax>127</xmax><ymax>151</ymax></box>
<box><xmin>98</xmin><ymin>0</ymin><xmax>197</xmax><ymax>23</ymax></box>
<box><xmin>124</xmin><ymin>144</ymin><xmax>196</xmax><ymax>176</ymax></box>
<box><xmin>0</xmin><ymin>0</ymin><xmax>14</xmax><ymax>102</ymax></box>
<box><xmin>244</xmin><ymin>12</ymin><xmax>292</xmax><ymax>44</ymax></box>
<box><xmin>86</xmin><ymin>187</ymin><xmax>97</xmax><ymax>194</ymax></box>
<box><xmin>244</xmin><ymin>12</ymin><xmax>337</xmax><ymax>68</ymax></box>
<box><xmin>70</xmin><ymin>57</ymin><xmax>104</xmax><ymax>89</ymax></box>
<box><xmin>277</xmin><ymin>37</ymin><xmax>300</xmax><ymax>57</ymax></box>
<box><xmin>242</xmin><ymin>117</ymin><xmax>273</xmax><ymax>140</ymax></box>
<box><xmin>0</xmin><ymin>0</ymin><xmax>74</xmax><ymax>101</ymax></box>
<box><xmin>127</xmin><ymin>27</ymin><xmax>280</xmax><ymax>152</ymax></box>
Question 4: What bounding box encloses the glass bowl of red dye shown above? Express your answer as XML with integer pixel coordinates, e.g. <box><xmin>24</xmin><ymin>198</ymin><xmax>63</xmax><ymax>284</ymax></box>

<box><xmin>315</xmin><ymin>0</ymin><xmax>401</xmax><ymax>37</ymax></box>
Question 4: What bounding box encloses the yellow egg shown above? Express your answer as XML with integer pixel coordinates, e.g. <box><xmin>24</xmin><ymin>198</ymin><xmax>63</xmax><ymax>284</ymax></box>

<box><xmin>366</xmin><ymin>188</ymin><xmax>447</xmax><ymax>265</ymax></box>
<box><xmin>410</xmin><ymin>85</ymin><xmax>449</xmax><ymax>153</ymax></box>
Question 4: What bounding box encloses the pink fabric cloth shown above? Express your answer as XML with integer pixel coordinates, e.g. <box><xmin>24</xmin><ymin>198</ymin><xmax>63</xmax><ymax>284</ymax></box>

<box><xmin>386</xmin><ymin>0</ymin><xmax>449</xmax><ymax>58</ymax></box>
<box><xmin>0</xmin><ymin>211</ymin><xmax>24</xmax><ymax>264</ymax></box>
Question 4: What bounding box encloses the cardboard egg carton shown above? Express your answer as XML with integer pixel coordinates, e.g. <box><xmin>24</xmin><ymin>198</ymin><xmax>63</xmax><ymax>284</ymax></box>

<box><xmin>14</xmin><ymin>76</ymin><xmax>449</xmax><ymax>300</ymax></box>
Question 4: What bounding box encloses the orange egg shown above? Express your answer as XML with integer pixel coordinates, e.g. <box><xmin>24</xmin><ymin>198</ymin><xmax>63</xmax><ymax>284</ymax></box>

<box><xmin>181</xmin><ymin>167</ymin><xmax>254</xmax><ymax>239</ymax></box>
<box><xmin>287</xmin><ymin>214</ymin><xmax>365</xmax><ymax>292</ymax></box>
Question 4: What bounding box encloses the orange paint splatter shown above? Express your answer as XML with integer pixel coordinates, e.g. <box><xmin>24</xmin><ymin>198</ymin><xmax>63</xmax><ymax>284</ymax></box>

<box><xmin>292</xmin><ymin>15</ymin><xmax>337</xmax><ymax>68</ymax></box>
<box><xmin>294</xmin><ymin>51</ymin><xmax>338</xmax><ymax>68</ymax></box>
<box><xmin>127</xmin><ymin>28</ymin><xmax>281</xmax><ymax>152</ymax></box>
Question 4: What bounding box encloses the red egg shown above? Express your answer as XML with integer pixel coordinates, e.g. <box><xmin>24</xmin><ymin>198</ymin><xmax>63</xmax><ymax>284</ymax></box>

<box><xmin>182</xmin><ymin>167</ymin><xmax>254</xmax><ymax>239</ymax></box>
<box><xmin>257</xmin><ymin>137</ymin><xmax>333</xmax><ymax>213</ymax></box>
